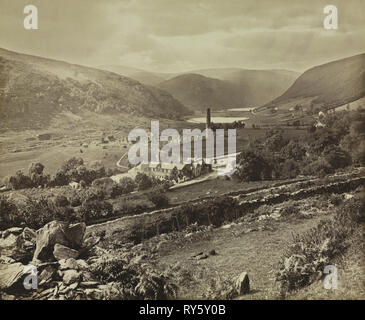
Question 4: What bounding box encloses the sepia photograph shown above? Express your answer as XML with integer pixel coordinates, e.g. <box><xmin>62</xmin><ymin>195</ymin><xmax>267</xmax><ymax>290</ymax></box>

<box><xmin>0</xmin><ymin>0</ymin><xmax>364</xmax><ymax>308</ymax></box>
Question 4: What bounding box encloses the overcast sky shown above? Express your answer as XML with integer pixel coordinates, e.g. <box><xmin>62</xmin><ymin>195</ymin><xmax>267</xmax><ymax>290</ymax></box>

<box><xmin>0</xmin><ymin>0</ymin><xmax>364</xmax><ymax>73</ymax></box>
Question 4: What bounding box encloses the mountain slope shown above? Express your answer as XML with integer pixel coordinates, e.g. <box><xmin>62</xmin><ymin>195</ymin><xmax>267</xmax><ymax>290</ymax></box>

<box><xmin>157</xmin><ymin>70</ymin><xmax>299</xmax><ymax>111</ymax></box>
<box><xmin>157</xmin><ymin>73</ymin><xmax>247</xmax><ymax>111</ymax></box>
<box><xmin>0</xmin><ymin>48</ymin><xmax>190</xmax><ymax>130</ymax></box>
<box><xmin>262</xmin><ymin>53</ymin><xmax>365</xmax><ymax>111</ymax></box>
<box><xmin>193</xmin><ymin>68</ymin><xmax>299</xmax><ymax>107</ymax></box>
<box><xmin>100</xmin><ymin>65</ymin><xmax>172</xmax><ymax>86</ymax></box>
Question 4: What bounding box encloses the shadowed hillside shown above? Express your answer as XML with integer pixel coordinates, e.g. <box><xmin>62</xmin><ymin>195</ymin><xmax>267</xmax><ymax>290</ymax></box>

<box><xmin>157</xmin><ymin>73</ymin><xmax>246</xmax><ymax>111</ymax></box>
<box><xmin>157</xmin><ymin>69</ymin><xmax>299</xmax><ymax>111</ymax></box>
<box><xmin>262</xmin><ymin>53</ymin><xmax>365</xmax><ymax>111</ymax></box>
<box><xmin>0</xmin><ymin>48</ymin><xmax>190</xmax><ymax>130</ymax></box>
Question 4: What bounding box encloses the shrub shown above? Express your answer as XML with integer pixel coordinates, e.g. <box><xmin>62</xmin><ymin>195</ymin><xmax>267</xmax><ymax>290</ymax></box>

<box><xmin>276</xmin><ymin>195</ymin><xmax>362</xmax><ymax>293</ymax></box>
<box><xmin>90</xmin><ymin>257</ymin><xmax>177</xmax><ymax>300</ymax></box>
<box><xmin>135</xmin><ymin>173</ymin><xmax>153</xmax><ymax>191</ymax></box>
<box><xmin>0</xmin><ymin>196</ymin><xmax>21</xmax><ymax>230</ymax></box>
<box><xmin>235</xmin><ymin>151</ymin><xmax>272</xmax><ymax>181</ymax></box>
<box><xmin>329</xmin><ymin>194</ymin><xmax>343</xmax><ymax>206</ymax></box>
<box><xmin>54</xmin><ymin>195</ymin><xmax>70</xmax><ymax>207</ymax></box>
<box><xmin>280</xmin><ymin>202</ymin><xmax>300</xmax><ymax>218</ymax></box>
<box><xmin>301</xmin><ymin>158</ymin><xmax>334</xmax><ymax>177</ymax></box>
<box><xmin>79</xmin><ymin>200</ymin><xmax>113</xmax><ymax>223</ymax></box>
<box><xmin>4</xmin><ymin>171</ymin><xmax>33</xmax><ymax>190</ymax></box>
<box><xmin>323</xmin><ymin>146</ymin><xmax>352</xmax><ymax>169</ymax></box>
<box><xmin>119</xmin><ymin>177</ymin><xmax>136</xmax><ymax>194</ymax></box>
<box><xmin>148</xmin><ymin>188</ymin><xmax>169</xmax><ymax>209</ymax></box>
<box><xmin>68</xmin><ymin>193</ymin><xmax>82</xmax><ymax>207</ymax></box>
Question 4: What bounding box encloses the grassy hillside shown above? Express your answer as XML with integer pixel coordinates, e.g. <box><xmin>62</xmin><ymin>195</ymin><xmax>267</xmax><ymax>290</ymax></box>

<box><xmin>262</xmin><ymin>53</ymin><xmax>365</xmax><ymax>111</ymax></box>
<box><xmin>100</xmin><ymin>64</ymin><xmax>172</xmax><ymax>86</ymax></box>
<box><xmin>0</xmin><ymin>48</ymin><xmax>190</xmax><ymax>131</ymax></box>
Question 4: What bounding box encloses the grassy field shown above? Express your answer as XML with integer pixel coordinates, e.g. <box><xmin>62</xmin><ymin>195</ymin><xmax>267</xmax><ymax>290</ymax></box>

<box><xmin>0</xmin><ymin>113</ymin><xmax>307</xmax><ymax>181</ymax></box>
<box><xmin>99</xmin><ymin>191</ymin><xmax>364</xmax><ymax>300</ymax></box>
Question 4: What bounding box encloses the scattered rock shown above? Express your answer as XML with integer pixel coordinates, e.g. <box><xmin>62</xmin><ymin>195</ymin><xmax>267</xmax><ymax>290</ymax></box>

<box><xmin>197</xmin><ymin>254</ymin><xmax>208</xmax><ymax>260</ymax></box>
<box><xmin>0</xmin><ymin>256</ymin><xmax>15</xmax><ymax>264</ymax></box>
<box><xmin>33</xmin><ymin>221</ymin><xmax>70</xmax><ymax>262</ymax></box>
<box><xmin>0</xmin><ymin>233</ymin><xmax>29</xmax><ymax>262</ymax></box>
<box><xmin>235</xmin><ymin>272</ymin><xmax>250</xmax><ymax>295</ymax></box>
<box><xmin>33</xmin><ymin>221</ymin><xmax>86</xmax><ymax>262</ymax></box>
<box><xmin>22</xmin><ymin>227</ymin><xmax>37</xmax><ymax>243</ymax></box>
<box><xmin>62</xmin><ymin>270</ymin><xmax>81</xmax><ymax>285</ymax></box>
<box><xmin>80</xmin><ymin>281</ymin><xmax>99</xmax><ymax>288</ymax></box>
<box><xmin>59</xmin><ymin>258</ymin><xmax>79</xmax><ymax>271</ymax></box>
<box><xmin>2</xmin><ymin>227</ymin><xmax>23</xmax><ymax>238</ymax></box>
<box><xmin>0</xmin><ymin>262</ymin><xmax>25</xmax><ymax>290</ymax></box>
<box><xmin>192</xmin><ymin>252</ymin><xmax>204</xmax><ymax>258</ymax></box>
<box><xmin>82</xmin><ymin>236</ymin><xmax>100</xmax><ymax>250</ymax></box>
<box><xmin>53</xmin><ymin>244</ymin><xmax>79</xmax><ymax>260</ymax></box>
<box><xmin>66</xmin><ymin>223</ymin><xmax>86</xmax><ymax>248</ymax></box>
<box><xmin>85</xmin><ymin>288</ymin><xmax>103</xmax><ymax>299</ymax></box>
<box><xmin>76</xmin><ymin>259</ymin><xmax>88</xmax><ymax>270</ymax></box>
<box><xmin>38</xmin><ymin>265</ymin><xmax>56</xmax><ymax>286</ymax></box>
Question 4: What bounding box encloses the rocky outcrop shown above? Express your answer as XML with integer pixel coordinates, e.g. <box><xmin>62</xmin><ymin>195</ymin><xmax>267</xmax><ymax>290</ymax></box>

<box><xmin>53</xmin><ymin>244</ymin><xmax>79</xmax><ymax>260</ymax></box>
<box><xmin>235</xmin><ymin>272</ymin><xmax>250</xmax><ymax>295</ymax></box>
<box><xmin>0</xmin><ymin>263</ymin><xmax>25</xmax><ymax>291</ymax></box>
<box><xmin>0</xmin><ymin>221</ymin><xmax>101</xmax><ymax>300</ymax></box>
<box><xmin>33</xmin><ymin>221</ymin><xmax>86</xmax><ymax>262</ymax></box>
<box><xmin>0</xmin><ymin>227</ymin><xmax>36</xmax><ymax>262</ymax></box>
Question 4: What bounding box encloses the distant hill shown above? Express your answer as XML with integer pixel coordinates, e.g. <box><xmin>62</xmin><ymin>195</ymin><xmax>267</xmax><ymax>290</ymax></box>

<box><xmin>157</xmin><ymin>73</ymin><xmax>246</xmax><ymax>111</ymax></box>
<box><xmin>157</xmin><ymin>70</ymin><xmax>299</xmax><ymax>111</ymax></box>
<box><xmin>261</xmin><ymin>53</ymin><xmax>365</xmax><ymax>111</ymax></box>
<box><xmin>100</xmin><ymin>65</ymin><xmax>173</xmax><ymax>86</ymax></box>
<box><xmin>0</xmin><ymin>48</ymin><xmax>190</xmax><ymax>130</ymax></box>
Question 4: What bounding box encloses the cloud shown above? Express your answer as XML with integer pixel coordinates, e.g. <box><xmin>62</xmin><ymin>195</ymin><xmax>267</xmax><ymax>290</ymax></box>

<box><xmin>0</xmin><ymin>0</ymin><xmax>364</xmax><ymax>72</ymax></box>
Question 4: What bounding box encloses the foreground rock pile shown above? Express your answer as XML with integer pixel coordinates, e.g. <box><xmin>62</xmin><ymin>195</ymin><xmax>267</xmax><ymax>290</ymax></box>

<box><xmin>0</xmin><ymin>220</ymin><xmax>104</xmax><ymax>300</ymax></box>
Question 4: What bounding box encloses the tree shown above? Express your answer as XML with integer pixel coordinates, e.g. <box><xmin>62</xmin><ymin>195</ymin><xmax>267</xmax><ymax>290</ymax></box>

<box><xmin>281</xmin><ymin>140</ymin><xmax>306</xmax><ymax>161</ymax></box>
<box><xmin>135</xmin><ymin>172</ymin><xmax>152</xmax><ymax>191</ymax></box>
<box><xmin>119</xmin><ymin>177</ymin><xmax>136</xmax><ymax>194</ymax></box>
<box><xmin>235</xmin><ymin>151</ymin><xmax>272</xmax><ymax>181</ymax></box>
<box><xmin>169</xmin><ymin>167</ymin><xmax>179</xmax><ymax>183</ymax></box>
<box><xmin>323</xmin><ymin>146</ymin><xmax>351</xmax><ymax>169</ymax></box>
<box><xmin>6</xmin><ymin>171</ymin><xmax>33</xmax><ymax>190</ymax></box>
<box><xmin>265</xmin><ymin>130</ymin><xmax>288</xmax><ymax>153</ymax></box>
<box><xmin>147</xmin><ymin>188</ymin><xmax>169</xmax><ymax>209</ymax></box>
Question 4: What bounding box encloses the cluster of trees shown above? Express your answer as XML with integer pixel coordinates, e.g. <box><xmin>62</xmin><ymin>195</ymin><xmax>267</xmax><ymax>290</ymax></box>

<box><xmin>211</xmin><ymin>121</ymin><xmax>246</xmax><ymax>130</ymax></box>
<box><xmin>235</xmin><ymin>109</ymin><xmax>365</xmax><ymax>181</ymax></box>
<box><xmin>3</xmin><ymin>157</ymin><xmax>126</xmax><ymax>191</ymax></box>
<box><xmin>3</xmin><ymin>163</ymin><xmax>50</xmax><ymax>190</ymax></box>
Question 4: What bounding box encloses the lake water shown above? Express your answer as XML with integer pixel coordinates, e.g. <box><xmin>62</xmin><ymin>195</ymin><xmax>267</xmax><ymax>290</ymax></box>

<box><xmin>227</xmin><ymin>108</ymin><xmax>254</xmax><ymax>112</ymax></box>
<box><xmin>187</xmin><ymin>116</ymin><xmax>249</xmax><ymax>124</ymax></box>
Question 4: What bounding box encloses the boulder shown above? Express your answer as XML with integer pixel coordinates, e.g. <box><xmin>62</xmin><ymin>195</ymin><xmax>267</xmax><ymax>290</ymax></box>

<box><xmin>53</xmin><ymin>244</ymin><xmax>79</xmax><ymax>260</ymax></box>
<box><xmin>2</xmin><ymin>227</ymin><xmax>23</xmax><ymax>238</ymax></box>
<box><xmin>38</xmin><ymin>265</ymin><xmax>56</xmax><ymax>286</ymax></box>
<box><xmin>0</xmin><ymin>263</ymin><xmax>25</xmax><ymax>290</ymax></box>
<box><xmin>82</xmin><ymin>236</ymin><xmax>100</xmax><ymax>250</ymax></box>
<box><xmin>22</xmin><ymin>227</ymin><xmax>37</xmax><ymax>243</ymax></box>
<box><xmin>235</xmin><ymin>272</ymin><xmax>250</xmax><ymax>295</ymax></box>
<box><xmin>65</xmin><ymin>223</ymin><xmax>86</xmax><ymax>248</ymax></box>
<box><xmin>59</xmin><ymin>258</ymin><xmax>79</xmax><ymax>271</ymax></box>
<box><xmin>33</xmin><ymin>221</ymin><xmax>86</xmax><ymax>263</ymax></box>
<box><xmin>0</xmin><ymin>233</ymin><xmax>29</xmax><ymax>262</ymax></box>
<box><xmin>33</xmin><ymin>221</ymin><xmax>70</xmax><ymax>262</ymax></box>
<box><xmin>62</xmin><ymin>270</ymin><xmax>81</xmax><ymax>285</ymax></box>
